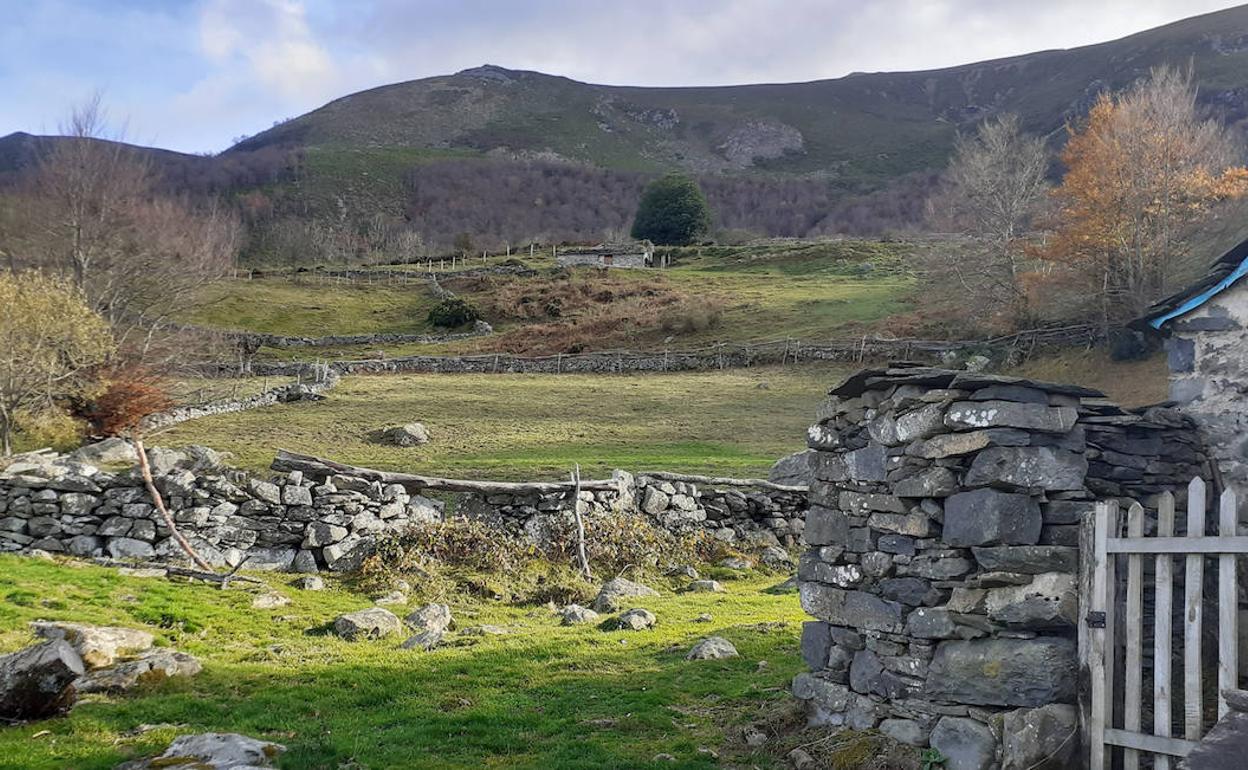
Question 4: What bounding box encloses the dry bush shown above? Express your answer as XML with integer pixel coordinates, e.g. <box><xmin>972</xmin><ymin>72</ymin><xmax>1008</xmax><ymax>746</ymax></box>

<box><xmin>451</xmin><ymin>271</ymin><xmax>725</xmax><ymax>354</ymax></box>
<box><xmin>74</xmin><ymin>365</ymin><xmax>174</xmax><ymax>436</ymax></box>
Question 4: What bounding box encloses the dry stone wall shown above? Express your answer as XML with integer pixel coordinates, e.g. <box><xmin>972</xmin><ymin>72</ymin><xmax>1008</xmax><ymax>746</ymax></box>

<box><xmin>0</xmin><ymin>448</ymin><xmax>808</xmax><ymax>572</ymax></box>
<box><xmin>793</xmin><ymin>365</ymin><xmax>1207</xmax><ymax>767</ymax></box>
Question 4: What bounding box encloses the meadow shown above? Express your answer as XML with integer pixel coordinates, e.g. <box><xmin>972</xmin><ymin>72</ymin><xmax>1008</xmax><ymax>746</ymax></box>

<box><xmin>0</xmin><ymin>556</ymin><xmax>839</xmax><ymax>770</ymax></box>
<box><xmin>157</xmin><ymin>365</ymin><xmax>844</xmax><ymax>478</ymax></box>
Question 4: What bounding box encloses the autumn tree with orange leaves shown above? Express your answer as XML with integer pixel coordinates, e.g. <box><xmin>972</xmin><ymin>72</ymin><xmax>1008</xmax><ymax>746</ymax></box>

<box><xmin>1043</xmin><ymin>66</ymin><xmax>1248</xmax><ymax>328</ymax></box>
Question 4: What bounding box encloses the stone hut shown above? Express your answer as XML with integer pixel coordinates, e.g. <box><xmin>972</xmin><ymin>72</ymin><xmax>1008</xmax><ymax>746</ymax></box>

<box><xmin>1134</xmin><ymin>235</ymin><xmax>1248</xmax><ymax>507</ymax></box>
<box><xmin>555</xmin><ymin>241</ymin><xmax>661</xmax><ymax>269</ymax></box>
<box><xmin>792</xmin><ymin>365</ymin><xmax>1208</xmax><ymax>767</ymax></box>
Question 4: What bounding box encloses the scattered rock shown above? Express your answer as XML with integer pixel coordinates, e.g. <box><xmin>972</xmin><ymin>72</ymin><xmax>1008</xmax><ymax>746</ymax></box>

<box><xmin>333</xmin><ymin>608</ymin><xmax>402</xmax><ymax>640</ymax></box>
<box><xmin>374</xmin><ymin>423</ymin><xmax>430</xmax><ymax>447</ymax></box>
<box><xmin>558</xmin><ymin>604</ymin><xmax>600</xmax><ymax>625</ymax></box>
<box><xmin>30</xmin><ymin>621</ymin><xmax>154</xmax><ymax>669</ymax></box>
<box><xmin>788</xmin><ymin>747</ymin><xmax>816</xmax><ymax>769</ymax></box>
<box><xmin>399</xmin><ymin>629</ymin><xmax>444</xmax><ymax>651</ymax></box>
<box><xmin>290</xmin><ymin>576</ymin><xmax>324</xmax><ymax>591</ymax></box>
<box><xmin>719</xmin><ymin>556</ymin><xmax>753</xmax><ymax>570</ymax></box>
<box><xmin>0</xmin><ymin>640</ymin><xmax>84</xmax><ymax>720</ymax></box>
<box><xmin>373</xmin><ymin>590</ymin><xmax>408</xmax><ymax>606</ymax></box>
<box><xmin>77</xmin><ymin>649</ymin><xmax>201</xmax><ymax>693</ymax></box>
<box><xmin>693</xmin><ymin>613</ymin><xmax>713</xmax><ymax>623</ymax></box>
<box><xmin>461</xmin><ymin>624</ymin><xmax>509</xmax><ymax>636</ymax></box>
<box><xmin>612</xmin><ymin>608</ymin><xmax>656</xmax><ymax>631</ymax></box>
<box><xmin>251</xmin><ymin>592</ymin><xmax>291</xmax><ymax>610</ymax></box>
<box><xmin>405</xmin><ymin>603</ymin><xmax>454</xmax><ymax>633</ymax></box>
<box><xmin>591</xmin><ymin>577</ymin><xmax>659</xmax><ymax>613</ymax></box>
<box><xmin>687</xmin><ymin>636</ymin><xmax>738</xmax><ymax>660</ymax></box>
<box><xmin>666</xmin><ymin>564</ymin><xmax>700</xmax><ymax>580</ymax></box>
<box><xmin>685</xmin><ymin>579</ymin><xmax>725</xmax><ymax>593</ymax></box>
<box><xmin>743</xmin><ymin>726</ymin><xmax>768</xmax><ymax>746</ymax></box>
<box><xmin>70</xmin><ymin>437</ymin><xmax>137</xmax><ymax>465</ymax></box>
<box><xmin>116</xmin><ymin>732</ymin><xmax>286</xmax><ymax>769</ymax></box>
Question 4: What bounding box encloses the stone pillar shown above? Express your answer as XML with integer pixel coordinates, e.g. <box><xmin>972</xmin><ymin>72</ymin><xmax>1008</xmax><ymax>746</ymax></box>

<box><xmin>795</xmin><ymin>366</ymin><xmax>1094</xmax><ymax>768</ymax></box>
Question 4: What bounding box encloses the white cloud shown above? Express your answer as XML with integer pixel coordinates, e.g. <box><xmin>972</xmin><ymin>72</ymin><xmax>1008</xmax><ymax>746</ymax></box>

<box><xmin>196</xmin><ymin>0</ymin><xmax>336</xmax><ymax>102</ymax></box>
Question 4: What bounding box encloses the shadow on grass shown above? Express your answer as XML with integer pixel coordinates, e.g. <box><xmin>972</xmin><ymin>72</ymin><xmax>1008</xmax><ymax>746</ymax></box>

<box><xmin>10</xmin><ymin>622</ymin><xmax>801</xmax><ymax>770</ymax></box>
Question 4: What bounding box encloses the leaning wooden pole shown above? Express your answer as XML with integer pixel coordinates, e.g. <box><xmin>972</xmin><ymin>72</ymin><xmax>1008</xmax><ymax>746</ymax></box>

<box><xmin>571</xmin><ymin>464</ymin><xmax>592</xmax><ymax>582</ymax></box>
<box><xmin>132</xmin><ymin>438</ymin><xmax>213</xmax><ymax>571</ymax></box>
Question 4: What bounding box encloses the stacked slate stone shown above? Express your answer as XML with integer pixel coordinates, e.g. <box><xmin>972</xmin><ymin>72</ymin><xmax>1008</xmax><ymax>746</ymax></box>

<box><xmin>1081</xmin><ymin>403</ymin><xmax>1207</xmax><ymax>500</ymax></box>
<box><xmin>455</xmin><ymin>474</ymin><xmax>806</xmax><ymax>549</ymax></box>
<box><xmin>795</xmin><ymin>365</ymin><xmax>1111</xmax><ymax>767</ymax></box>
<box><xmin>0</xmin><ymin>448</ymin><xmax>440</xmax><ymax>573</ymax></box>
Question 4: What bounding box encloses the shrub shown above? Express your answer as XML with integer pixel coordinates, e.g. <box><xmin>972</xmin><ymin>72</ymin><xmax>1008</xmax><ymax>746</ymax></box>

<box><xmin>75</xmin><ymin>365</ymin><xmax>174</xmax><ymax>436</ymax></box>
<box><xmin>659</xmin><ymin>305</ymin><xmax>723</xmax><ymax>335</ymax></box>
<box><xmin>427</xmin><ymin>297</ymin><xmax>481</xmax><ymax>328</ymax></box>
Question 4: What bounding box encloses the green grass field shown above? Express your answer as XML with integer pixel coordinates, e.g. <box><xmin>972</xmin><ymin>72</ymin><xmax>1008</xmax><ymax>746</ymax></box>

<box><xmin>157</xmin><ymin>366</ymin><xmax>838</xmax><ymax>478</ymax></box>
<box><xmin>184</xmin><ymin>240</ymin><xmax>916</xmax><ymax>360</ymax></box>
<box><xmin>0</xmin><ymin>556</ymin><xmax>824</xmax><ymax>770</ymax></box>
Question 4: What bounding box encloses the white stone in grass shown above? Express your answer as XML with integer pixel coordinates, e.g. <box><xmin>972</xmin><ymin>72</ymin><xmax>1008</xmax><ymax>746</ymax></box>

<box><xmin>687</xmin><ymin>636</ymin><xmax>739</xmax><ymax>660</ymax></box>
<box><xmin>251</xmin><ymin>592</ymin><xmax>291</xmax><ymax>610</ymax></box>
<box><xmin>558</xmin><ymin>604</ymin><xmax>600</xmax><ymax>625</ymax></box>
<box><xmin>612</xmin><ymin>608</ymin><xmax>656</xmax><ymax>631</ymax></box>
<box><xmin>404</xmin><ymin>603</ymin><xmax>453</xmax><ymax>633</ymax></box>
<box><xmin>685</xmin><ymin>579</ymin><xmax>725</xmax><ymax>593</ymax></box>
<box><xmin>333</xmin><ymin>608</ymin><xmax>402</xmax><ymax>640</ymax></box>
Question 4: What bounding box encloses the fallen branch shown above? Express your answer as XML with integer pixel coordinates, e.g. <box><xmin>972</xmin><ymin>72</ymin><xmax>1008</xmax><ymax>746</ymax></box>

<box><xmin>93</xmin><ymin>558</ymin><xmax>263</xmax><ymax>586</ymax></box>
<box><xmin>132</xmin><ymin>438</ymin><xmax>213</xmax><ymax>571</ymax></box>
<box><xmin>637</xmin><ymin>470</ymin><xmax>808</xmax><ymax>493</ymax></box>
<box><xmin>272</xmin><ymin>449</ymin><xmax>619</xmax><ymax>494</ymax></box>
<box><xmin>570</xmin><ymin>464</ymin><xmax>592</xmax><ymax>583</ymax></box>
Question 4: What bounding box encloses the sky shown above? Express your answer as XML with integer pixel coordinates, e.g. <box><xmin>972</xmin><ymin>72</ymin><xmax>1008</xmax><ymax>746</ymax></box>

<box><xmin>1</xmin><ymin>0</ymin><xmax>1243</xmax><ymax>154</ymax></box>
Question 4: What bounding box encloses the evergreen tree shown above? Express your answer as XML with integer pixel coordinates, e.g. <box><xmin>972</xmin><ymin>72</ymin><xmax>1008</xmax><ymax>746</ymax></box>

<box><xmin>630</xmin><ymin>173</ymin><xmax>712</xmax><ymax>245</ymax></box>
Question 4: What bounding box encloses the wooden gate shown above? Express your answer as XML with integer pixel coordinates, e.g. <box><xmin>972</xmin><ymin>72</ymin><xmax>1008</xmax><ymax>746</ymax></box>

<box><xmin>1083</xmin><ymin>479</ymin><xmax>1247</xmax><ymax>769</ymax></box>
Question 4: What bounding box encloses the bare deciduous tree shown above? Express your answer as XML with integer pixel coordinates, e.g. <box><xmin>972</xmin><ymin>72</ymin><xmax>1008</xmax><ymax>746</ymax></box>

<box><xmin>933</xmin><ymin>113</ymin><xmax>1050</xmax><ymax>323</ymax></box>
<box><xmin>2</xmin><ymin>96</ymin><xmax>240</xmax><ymax>363</ymax></box>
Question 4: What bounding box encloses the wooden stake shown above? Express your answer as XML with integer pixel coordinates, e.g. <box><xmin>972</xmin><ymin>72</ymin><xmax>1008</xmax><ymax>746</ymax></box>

<box><xmin>132</xmin><ymin>438</ymin><xmax>213</xmax><ymax>571</ymax></box>
<box><xmin>571</xmin><ymin>464</ymin><xmax>592</xmax><ymax>582</ymax></box>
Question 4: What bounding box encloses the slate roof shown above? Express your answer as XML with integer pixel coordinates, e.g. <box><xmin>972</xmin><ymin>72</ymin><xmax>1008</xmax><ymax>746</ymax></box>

<box><xmin>1133</xmin><ymin>235</ymin><xmax>1248</xmax><ymax>332</ymax></box>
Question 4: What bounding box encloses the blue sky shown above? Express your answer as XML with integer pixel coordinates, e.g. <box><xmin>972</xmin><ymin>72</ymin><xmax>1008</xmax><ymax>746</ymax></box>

<box><xmin>1</xmin><ymin>0</ymin><xmax>1242</xmax><ymax>154</ymax></box>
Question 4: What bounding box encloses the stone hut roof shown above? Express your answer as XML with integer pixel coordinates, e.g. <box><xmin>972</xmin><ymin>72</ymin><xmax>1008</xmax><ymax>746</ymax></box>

<box><xmin>560</xmin><ymin>241</ymin><xmax>653</xmax><ymax>256</ymax></box>
<box><xmin>1132</xmin><ymin>235</ymin><xmax>1248</xmax><ymax>333</ymax></box>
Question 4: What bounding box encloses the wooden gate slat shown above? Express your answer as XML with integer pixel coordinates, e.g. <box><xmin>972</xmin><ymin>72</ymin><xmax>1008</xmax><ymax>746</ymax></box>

<box><xmin>1154</xmin><ymin>492</ymin><xmax>1175</xmax><ymax>770</ymax></box>
<box><xmin>1106</xmin><ymin>500</ymin><xmax>1122</xmax><ymax>758</ymax></box>
<box><xmin>1089</xmin><ymin>500</ymin><xmax>1112</xmax><ymax>770</ymax></box>
<box><xmin>1184</xmin><ymin>477</ymin><xmax>1207</xmax><ymax>740</ymax></box>
<box><xmin>1218</xmin><ymin>489</ymin><xmax>1238</xmax><ymax>720</ymax></box>
<box><xmin>1124</xmin><ymin>501</ymin><xmax>1145</xmax><ymax>770</ymax></box>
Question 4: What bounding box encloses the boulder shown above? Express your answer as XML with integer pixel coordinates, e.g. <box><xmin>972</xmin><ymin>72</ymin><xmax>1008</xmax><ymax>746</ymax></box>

<box><xmin>400</xmin><ymin>629</ymin><xmax>444</xmax><ymax>651</ymax></box>
<box><xmin>685</xmin><ymin>580</ymin><xmax>725</xmax><ymax>593</ymax></box>
<box><xmin>117</xmin><ymin>732</ymin><xmax>286</xmax><ymax>769</ymax></box>
<box><xmin>77</xmin><ymin>649</ymin><xmax>201</xmax><ymax>693</ymax></box>
<box><xmin>591</xmin><ymin>577</ymin><xmax>658</xmax><ymax>613</ymax></box>
<box><xmin>929</xmin><ymin>716</ymin><xmax>997</xmax><ymax>770</ymax></box>
<box><xmin>291</xmin><ymin>575</ymin><xmax>324</xmax><ymax>591</ymax></box>
<box><xmin>1002</xmin><ymin>704</ymin><xmax>1078</xmax><ymax>770</ymax></box>
<box><xmin>375</xmin><ymin>423</ymin><xmax>430</xmax><ymax>447</ymax></box>
<box><xmin>30</xmin><ymin>621</ymin><xmax>154</xmax><ymax>669</ymax></box>
<box><xmin>0</xmin><ymin>640</ymin><xmax>84</xmax><ymax>720</ymax></box>
<box><xmin>687</xmin><ymin>636</ymin><xmax>738</xmax><ymax>660</ymax></box>
<box><xmin>404</xmin><ymin>603</ymin><xmax>454</xmax><ymax>633</ymax></box>
<box><xmin>943</xmin><ymin>489</ymin><xmax>1042</xmax><ymax>547</ymax></box>
<box><xmin>612</xmin><ymin>608</ymin><xmax>657</xmax><ymax>631</ymax></box>
<box><xmin>558</xmin><ymin>604</ymin><xmax>600</xmax><ymax>625</ymax></box>
<box><xmin>251</xmin><ymin>592</ymin><xmax>291</xmax><ymax>610</ymax></box>
<box><xmin>926</xmin><ymin>638</ymin><xmax>1076</xmax><ymax>707</ymax></box>
<box><xmin>879</xmin><ymin>718</ymin><xmax>929</xmax><ymax>747</ymax></box>
<box><xmin>333</xmin><ymin>608</ymin><xmax>402</xmax><ymax>640</ymax></box>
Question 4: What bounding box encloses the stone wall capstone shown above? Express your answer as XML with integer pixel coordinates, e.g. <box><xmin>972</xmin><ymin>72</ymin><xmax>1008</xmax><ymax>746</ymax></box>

<box><xmin>793</xmin><ymin>365</ymin><xmax>1207</xmax><ymax>767</ymax></box>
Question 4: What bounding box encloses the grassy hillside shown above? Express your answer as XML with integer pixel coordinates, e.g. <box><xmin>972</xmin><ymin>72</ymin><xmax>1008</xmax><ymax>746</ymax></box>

<box><xmin>157</xmin><ymin>366</ymin><xmax>841</xmax><ymax>478</ymax></box>
<box><xmin>234</xmin><ymin>6</ymin><xmax>1248</xmax><ymax>189</ymax></box>
<box><xmin>0</xmin><ymin>556</ymin><xmax>859</xmax><ymax>770</ymax></box>
<box><xmin>186</xmin><ymin>240</ymin><xmax>916</xmax><ymax>359</ymax></box>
